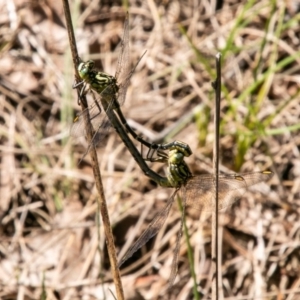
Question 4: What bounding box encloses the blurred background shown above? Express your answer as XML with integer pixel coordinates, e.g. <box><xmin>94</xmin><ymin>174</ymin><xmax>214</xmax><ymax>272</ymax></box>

<box><xmin>0</xmin><ymin>0</ymin><xmax>300</xmax><ymax>299</ymax></box>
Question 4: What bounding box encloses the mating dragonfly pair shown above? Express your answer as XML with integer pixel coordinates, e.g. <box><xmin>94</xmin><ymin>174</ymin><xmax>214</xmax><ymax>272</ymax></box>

<box><xmin>71</xmin><ymin>13</ymin><xmax>273</xmax><ymax>286</ymax></box>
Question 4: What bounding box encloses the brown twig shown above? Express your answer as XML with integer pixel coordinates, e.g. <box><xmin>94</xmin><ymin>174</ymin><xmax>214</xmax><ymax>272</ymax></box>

<box><xmin>211</xmin><ymin>53</ymin><xmax>222</xmax><ymax>300</ymax></box>
<box><xmin>61</xmin><ymin>1</ymin><xmax>124</xmax><ymax>299</ymax></box>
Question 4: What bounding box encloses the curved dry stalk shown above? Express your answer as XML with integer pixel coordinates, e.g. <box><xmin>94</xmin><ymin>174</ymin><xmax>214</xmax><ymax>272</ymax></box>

<box><xmin>62</xmin><ymin>1</ymin><xmax>124</xmax><ymax>299</ymax></box>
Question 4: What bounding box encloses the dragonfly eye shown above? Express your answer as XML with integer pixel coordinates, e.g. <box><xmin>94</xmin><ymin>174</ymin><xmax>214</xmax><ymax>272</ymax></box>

<box><xmin>78</xmin><ymin>60</ymin><xmax>95</xmax><ymax>79</ymax></box>
<box><xmin>86</xmin><ymin>60</ymin><xmax>94</xmax><ymax>70</ymax></box>
<box><xmin>77</xmin><ymin>62</ymin><xmax>84</xmax><ymax>72</ymax></box>
<box><xmin>78</xmin><ymin>63</ymin><xmax>88</xmax><ymax>77</ymax></box>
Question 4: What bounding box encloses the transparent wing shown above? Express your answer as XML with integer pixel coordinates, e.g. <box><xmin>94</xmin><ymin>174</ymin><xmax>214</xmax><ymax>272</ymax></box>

<box><xmin>185</xmin><ymin>171</ymin><xmax>273</xmax><ymax>211</ymax></box>
<box><xmin>114</xmin><ymin>13</ymin><xmax>146</xmax><ymax>107</ymax></box>
<box><xmin>114</xmin><ymin>13</ymin><xmax>131</xmax><ymax>107</ymax></box>
<box><xmin>71</xmin><ymin>102</ymin><xmax>102</xmax><ymax>138</ymax></box>
<box><xmin>117</xmin><ymin>51</ymin><xmax>146</xmax><ymax>108</ymax></box>
<box><xmin>119</xmin><ymin>190</ymin><xmax>178</xmax><ymax>267</ymax></box>
<box><xmin>70</xmin><ymin>93</ymin><xmax>112</xmax><ymax>146</ymax></box>
<box><xmin>115</xmin><ymin>12</ymin><xmax>130</xmax><ymax>85</ymax></box>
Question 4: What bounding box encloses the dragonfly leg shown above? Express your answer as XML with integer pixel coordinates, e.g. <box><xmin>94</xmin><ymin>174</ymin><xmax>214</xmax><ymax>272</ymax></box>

<box><xmin>73</xmin><ymin>79</ymin><xmax>88</xmax><ymax>105</ymax></box>
<box><xmin>143</xmin><ymin>143</ymin><xmax>169</xmax><ymax>163</ymax></box>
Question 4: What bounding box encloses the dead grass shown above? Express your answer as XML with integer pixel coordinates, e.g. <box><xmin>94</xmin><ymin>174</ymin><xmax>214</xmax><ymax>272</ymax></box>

<box><xmin>0</xmin><ymin>0</ymin><xmax>300</xmax><ymax>299</ymax></box>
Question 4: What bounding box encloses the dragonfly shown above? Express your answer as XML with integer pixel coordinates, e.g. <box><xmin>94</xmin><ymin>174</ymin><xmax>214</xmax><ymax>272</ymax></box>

<box><xmin>97</xmin><ymin>88</ymin><xmax>192</xmax><ymax>187</ymax></box>
<box><xmin>118</xmin><ymin>141</ymin><xmax>273</xmax><ymax>287</ymax></box>
<box><xmin>70</xmin><ymin>13</ymin><xmax>192</xmax><ymax>187</ymax></box>
<box><xmin>71</xmin><ymin>12</ymin><xmax>173</xmax><ymax>158</ymax></box>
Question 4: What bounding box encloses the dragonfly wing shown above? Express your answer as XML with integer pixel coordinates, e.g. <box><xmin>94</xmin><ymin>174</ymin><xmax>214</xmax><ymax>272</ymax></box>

<box><xmin>70</xmin><ymin>102</ymin><xmax>101</xmax><ymax>137</ymax></box>
<box><xmin>114</xmin><ymin>14</ymin><xmax>148</xmax><ymax>107</ymax></box>
<box><xmin>114</xmin><ymin>14</ymin><xmax>147</xmax><ymax>107</ymax></box>
<box><xmin>117</xmin><ymin>50</ymin><xmax>147</xmax><ymax>108</ymax></box>
<box><xmin>70</xmin><ymin>96</ymin><xmax>111</xmax><ymax>146</ymax></box>
<box><xmin>70</xmin><ymin>113</ymin><xmax>86</xmax><ymax>138</ymax></box>
<box><xmin>118</xmin><ymin>190</ymin><xmax>178</xmax><ymax>267</ymax></box>
<box><xmin>185</xmin><ymin>171</ymin><xmax>273</xmax><ymax>211</ymax></box>
<box><xmin>114</xmin><ymin>13</ymin><xmax>130</xmax><ymax>106</ymax></box>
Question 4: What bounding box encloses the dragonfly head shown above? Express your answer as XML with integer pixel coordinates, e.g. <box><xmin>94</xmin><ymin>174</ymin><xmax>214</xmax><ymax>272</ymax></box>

<box><xmin>168</xmin><ymin>149</ymin><xmax>184</xmax><ymax>164</ymax></box>
<box><xmin>77</xmin><ymin>59</ymin><xmax>118</xmax><ymax>94</ymax></box>
<box><xmin>168</xmin><ymin>141</ymin><xmax>192</xmax><ymax>158</ymax></box>
<box><xmin>78</xmin><ymin>60</ymin><xmax>95</xmax><ymax>80</ymax></box>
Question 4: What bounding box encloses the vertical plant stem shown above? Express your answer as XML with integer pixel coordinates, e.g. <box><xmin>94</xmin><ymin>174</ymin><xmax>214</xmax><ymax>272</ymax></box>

<box><xmin>61</xmin><ymin>1</ymin><xmax>124</xmax><ymax>299</ymax></box>
<box><xmin>211</xmin><ymin>53</ymin><xmax>222</xmax><ymax>300</ymax></box>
